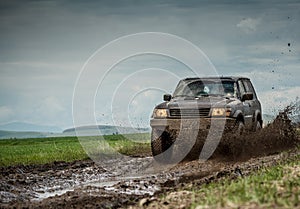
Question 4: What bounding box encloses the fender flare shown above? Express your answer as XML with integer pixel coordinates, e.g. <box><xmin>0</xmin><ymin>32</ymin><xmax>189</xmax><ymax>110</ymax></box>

<box><xmin>233</xmin><ymin>110</ymin><xmax>244</xmax><ymax>122</ymax></box>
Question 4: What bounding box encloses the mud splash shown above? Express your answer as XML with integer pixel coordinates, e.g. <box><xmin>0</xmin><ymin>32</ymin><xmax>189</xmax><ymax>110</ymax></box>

<box><xmin>214</xmin><ymin>102</ymin><xmax>299</xmax><ymax>160</ymax></box>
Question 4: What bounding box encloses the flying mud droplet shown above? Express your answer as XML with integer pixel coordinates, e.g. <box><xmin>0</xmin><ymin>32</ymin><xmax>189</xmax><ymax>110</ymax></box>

<box><xmin>288</xmin><ymin>43</ymin><xmax>291</xmax><ymax>52</ymax></box>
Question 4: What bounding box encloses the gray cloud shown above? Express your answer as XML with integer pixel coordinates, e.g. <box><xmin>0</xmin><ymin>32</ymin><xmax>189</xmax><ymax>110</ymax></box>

<box><xmin>237</xmin><ymin>18</ymin><xmax>261</xmax><ymax>33</ymax></box>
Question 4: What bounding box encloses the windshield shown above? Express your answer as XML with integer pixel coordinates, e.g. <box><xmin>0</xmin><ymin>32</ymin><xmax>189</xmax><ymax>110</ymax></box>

<box><xmin>173</xmin><ymin>80</ymin><xmax>235</xmax><ymax>98</ymax></box>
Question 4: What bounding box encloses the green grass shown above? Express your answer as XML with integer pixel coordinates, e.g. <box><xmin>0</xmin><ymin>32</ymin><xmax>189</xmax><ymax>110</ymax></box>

<box><xmin>0</xmin><ymin>133</ymin><xmax>150</xmax><ymax>167</ymax></box>
<box><xmin>190</xmin><ymin>155</ymin><xmax>300</xmax><ymax>208</ymax></box>
<box><xmin>104</xmin><ymin>133</ymin><xmax>151</xmax><ymax>156</ymax></box>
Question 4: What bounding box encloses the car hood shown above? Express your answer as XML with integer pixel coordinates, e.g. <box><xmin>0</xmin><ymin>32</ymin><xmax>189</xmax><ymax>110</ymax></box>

<box><xmin>155</xmin><ymin>96</ymin><xmax>239</xmax><ymax>109</ymax></box>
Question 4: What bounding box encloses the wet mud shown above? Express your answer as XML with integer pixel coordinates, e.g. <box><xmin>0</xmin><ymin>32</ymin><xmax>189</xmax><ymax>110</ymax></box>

<box><xmin>1</xmin><ymin>108</ymin><xmax>299</xmax><ymax>209</ymax></box>
<box><xmin>1</xmin><ymin>148</ymin><xmax>299</xmax><ymax>209</ymax></box>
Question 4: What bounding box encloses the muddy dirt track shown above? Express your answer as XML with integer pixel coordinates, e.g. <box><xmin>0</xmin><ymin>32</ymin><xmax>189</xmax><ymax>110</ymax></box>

<box><xmin>0</xmin><ymin>116</ymin><xmax>299</xmax><ymax>209</ymax></box>
<box><xmin>0</xmin><ymin>148</ymin><xmax>299</xmax><ymax>209</ymax></box>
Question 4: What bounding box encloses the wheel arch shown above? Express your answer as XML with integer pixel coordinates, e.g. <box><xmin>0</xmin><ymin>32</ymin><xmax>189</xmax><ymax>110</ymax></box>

<box><xmin>233</xmin><ymin>110</ymin><xmax>244</xmax><ymax>123</ymax></box>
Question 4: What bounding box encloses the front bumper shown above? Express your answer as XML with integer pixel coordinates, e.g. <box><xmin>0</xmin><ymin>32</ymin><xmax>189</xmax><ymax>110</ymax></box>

<box><xmin>150</xmin><ymin>117</ymin><xmax>236</xmax><ymax>131</ymax></box>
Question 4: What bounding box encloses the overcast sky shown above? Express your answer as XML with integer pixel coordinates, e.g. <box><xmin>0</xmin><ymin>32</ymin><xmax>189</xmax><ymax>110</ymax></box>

<box><xmin>0</xmin><ymin>0</ymin><xmax>299</xmax><ymax>129</ymax></box>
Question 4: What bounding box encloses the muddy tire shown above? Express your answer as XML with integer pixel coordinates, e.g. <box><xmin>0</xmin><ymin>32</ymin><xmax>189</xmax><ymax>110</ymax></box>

<box><xmin>254</xmin><ymin>120</ymin><xmax>262</xmax><ymax>132</ymax></box>
<box><xmin>151</xmin><ymin>128</ymin><xmax>173</xmax><ymax>158</ymax></box>
<box><xmin>151</xmin><ymin>133</ymin><xmax>163</xmax><ymax>156</ymax></box>
<box><xmin>233</xmin><ymin>120</ymin><xmax>245</xmax><ymax>137</ymax></box>
<box><xmin>230</xmin><ymin>120</ymin><xmax>245</xmax><ymax>157</ymax></box>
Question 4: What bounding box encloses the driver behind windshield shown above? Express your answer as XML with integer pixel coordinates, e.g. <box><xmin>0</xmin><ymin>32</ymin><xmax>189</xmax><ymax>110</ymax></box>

<box><xmin>209</xmin><ymin>84</ymin><xmax>234</xmax><ymax>96</ymax></box>
<box><xmin>173</xmin><ymin>80</ymin><xmax>235</xmax><ymax>98</ymax></box>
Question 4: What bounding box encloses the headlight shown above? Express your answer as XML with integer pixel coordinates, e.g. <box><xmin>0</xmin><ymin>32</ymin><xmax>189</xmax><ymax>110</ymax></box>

<box><xmin>212</xmin><ymin>108</ymin><xmax>231</xmax><ymax>117</ymax></box>
<box><xmin>153</xmin><ymin>109</ymin><xmax>168</xmax><ymax>118</ymax></box>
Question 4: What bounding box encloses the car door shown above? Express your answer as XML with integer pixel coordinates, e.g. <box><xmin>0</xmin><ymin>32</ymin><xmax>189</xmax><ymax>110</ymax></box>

<box><xmin>243</xmin><ymin>79</ymin><xmax>261</xmax><ymax>129</ymax></box>
<box><xmin>237</xmin><ymin>79</ymin><xmax>252</xmax><ymax>129</ymax></box>
<box><xmin>243</xmin><ymin>79</ymin><xmax>261</xmax><ymax>120</ymax></box>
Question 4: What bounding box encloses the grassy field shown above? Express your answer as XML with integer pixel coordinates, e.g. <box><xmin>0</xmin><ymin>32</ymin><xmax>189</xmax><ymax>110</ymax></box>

<box><xmin>0</xmin><ymin>133</ymin><xmax>150</xmax><ymax>167</ymax></box>
<box><xmin>189</xmin><ymin>156</ymin><xmax>300</xmax><ymax>208</ymax></box>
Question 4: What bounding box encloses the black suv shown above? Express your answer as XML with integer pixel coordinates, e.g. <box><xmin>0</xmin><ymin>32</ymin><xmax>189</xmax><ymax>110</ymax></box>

<box><xmin>150</xmin><ymin>76</ymin><xmax>262</xmax><ymax>157</ymax></box>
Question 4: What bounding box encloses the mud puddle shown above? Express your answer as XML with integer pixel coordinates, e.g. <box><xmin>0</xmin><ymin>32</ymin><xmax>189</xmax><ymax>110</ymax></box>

<box><xmin>0</xmin><ymin>158</ymin><xmax>154</xmax><ymax>203</ymax></box>
<box><xmin>0</xmin><ymin>153</ymin><xmax>223</xmax><ymax>208</ymax></box>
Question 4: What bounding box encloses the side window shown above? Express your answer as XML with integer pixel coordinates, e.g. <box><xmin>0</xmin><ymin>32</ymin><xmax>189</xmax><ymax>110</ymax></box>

<box><xmin>233</xmin><ymin>83</ymin><xmax>238</xmax><ymax>98</ymax></box>
<box><xmin>243</xmin><ymin>80</ymin><xmax>257</xmax><ymax>99</ymax></box>
<box><xmin>237</xmin><ymin>80</ymin><xmax>246</xmax><ymax>98</ymax></box>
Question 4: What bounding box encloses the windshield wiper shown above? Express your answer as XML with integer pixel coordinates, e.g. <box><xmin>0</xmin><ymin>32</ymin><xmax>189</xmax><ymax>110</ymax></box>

<box><xmin>206</xmin><ymin>94</ymin><xmax>224</xmax><ymax>97</ymax></box>
<box><xmin>195</xmin><ymin>94</ymin><xmax>209</xmax><ymax>98</ymax></box>
<box><xmin>174</xmin><ymin>95</ymin><xmax>192</xmax><ymax>97</ymax></box>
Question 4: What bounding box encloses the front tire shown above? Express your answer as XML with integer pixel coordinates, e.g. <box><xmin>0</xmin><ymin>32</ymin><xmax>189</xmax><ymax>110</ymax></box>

<box><xmin>230</xmin><ymin>120</ymin><xmax>245</xmax><ymax>157</ymax></box>
<box><xmin>151</xmin><ymin>128</ymin><xmax>173</xmax><ymax>159</ymax></box>
<box><xmin>151</xmin><ymin>129</ymin><xmax>163</xmax><ymax>156</ymax></box>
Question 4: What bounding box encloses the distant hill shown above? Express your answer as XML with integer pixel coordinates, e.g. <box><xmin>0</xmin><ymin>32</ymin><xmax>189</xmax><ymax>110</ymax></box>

<box><xmin>0</xmin><ymin>124</ymin><xmax>149</xmax><ymax>140</ymax></box>
<box><xmin>0</xmin><ymin>130</ymin><xmax>49</xmax><ymax>139</ymax></box>
<box><xmin>63</xmin><ymin>125</ymin><xmax>149</xmax><ymax>136</ymax></box>
<box><xmin>0</xmin><ymin>122</ymin><xmax>62</xmax><ymax>133</ymax></box>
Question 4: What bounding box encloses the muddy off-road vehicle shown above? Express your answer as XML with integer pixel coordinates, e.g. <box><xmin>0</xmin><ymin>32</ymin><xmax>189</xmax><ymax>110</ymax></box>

<box><xmin>150</xmin><ymin>77</ymin><xmax>262</xmax><ymax>158</ymax></box>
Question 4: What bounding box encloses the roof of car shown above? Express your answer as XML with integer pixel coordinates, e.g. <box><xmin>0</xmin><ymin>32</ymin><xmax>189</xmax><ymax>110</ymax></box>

<box><xmin>181</xmin><ymin>76</ymin><xmax>250</xmax><ymax>82</ymax></box>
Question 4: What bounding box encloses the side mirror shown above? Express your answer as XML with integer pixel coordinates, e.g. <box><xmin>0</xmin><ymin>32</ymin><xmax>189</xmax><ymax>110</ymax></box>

<box><xmin>163</xmin><ymin>94</ymin><xmax>172</xmax><ymax>101</ymax></box>
<box><xmin>241</xmin><ymin>92</ymin><xmax>253</xmax><ymax>101</ymax></box>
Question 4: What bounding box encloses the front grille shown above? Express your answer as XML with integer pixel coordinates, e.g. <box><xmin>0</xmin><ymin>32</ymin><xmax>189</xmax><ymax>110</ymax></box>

<box><xmin>169</xmin><ymin>108</ymin><xmax>210</xmax><ymax>118</ymax></box>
